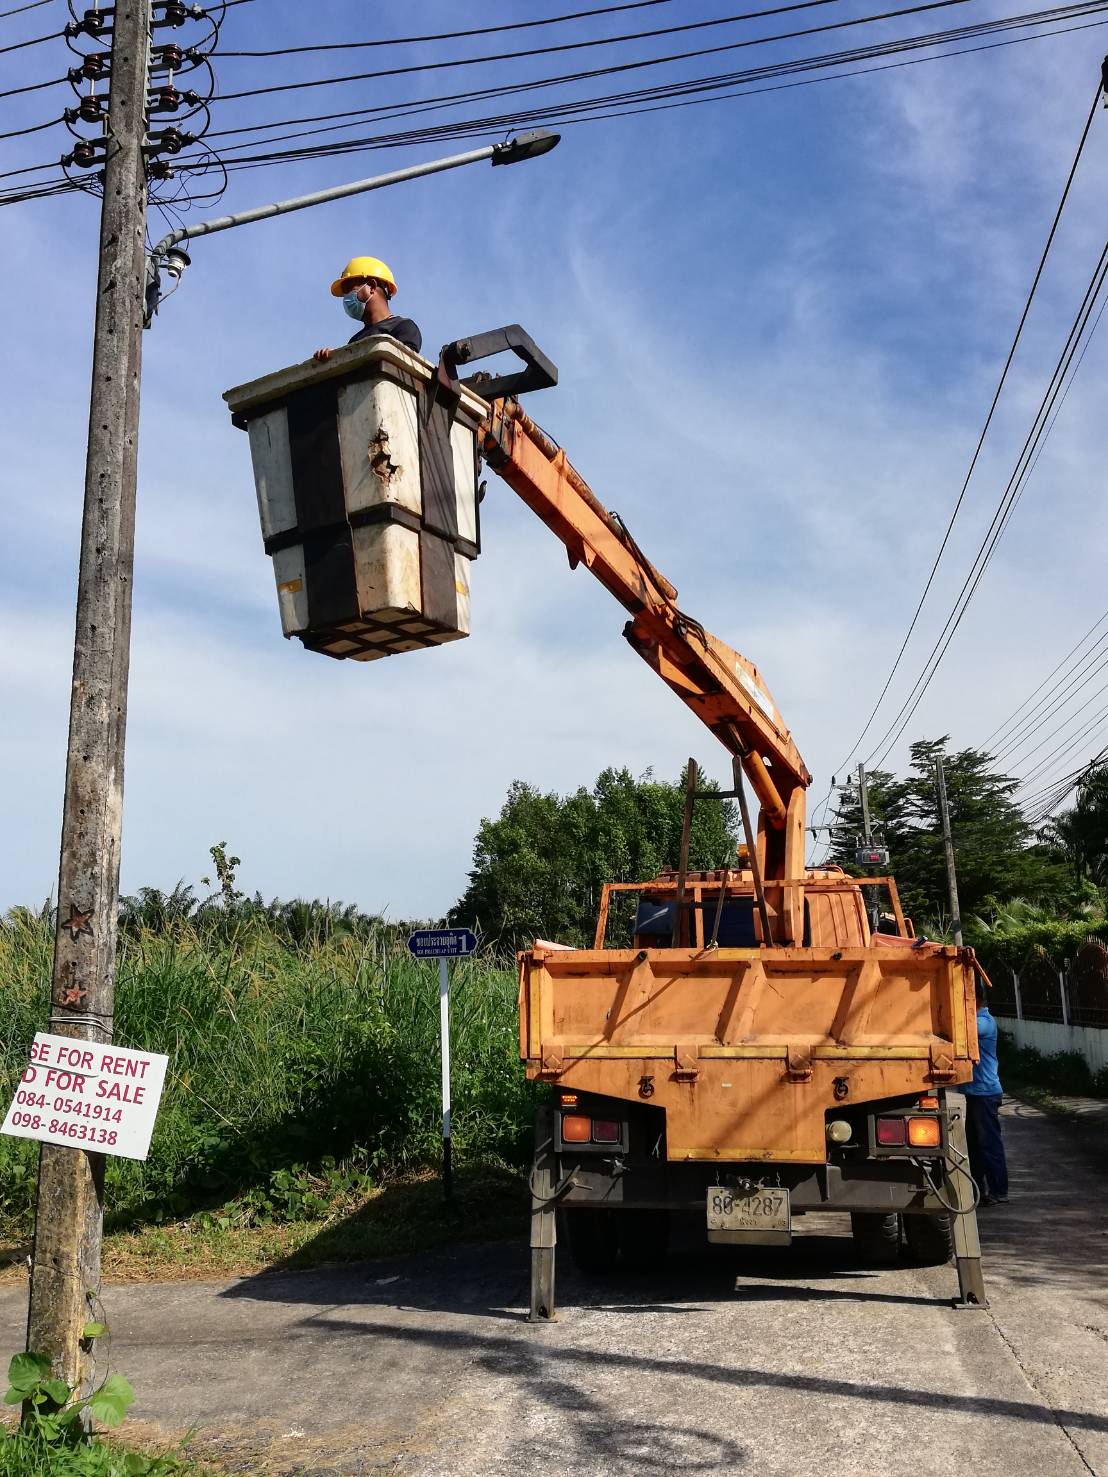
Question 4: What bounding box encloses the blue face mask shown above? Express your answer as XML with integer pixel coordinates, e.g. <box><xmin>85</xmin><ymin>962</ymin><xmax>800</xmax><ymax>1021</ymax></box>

<box><xmin>343</xmin><ymin>291</ymin><xmax>365</xmax><ymax>322</ymax></box>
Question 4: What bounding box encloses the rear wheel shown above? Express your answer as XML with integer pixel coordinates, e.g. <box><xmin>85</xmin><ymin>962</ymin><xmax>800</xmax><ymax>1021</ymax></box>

<box><xmin>617</xmin><ymin>1209</ymin><xmax>670</xmax><ymax>1272</ymax></box>
<box><xmin>904</xmin><ymin>1212</ymin><xmax>954</xmax><ymax>1266</ymax></box>
<box><xmin>850</xmin><ymin>1212</ymin><xmax>901</xmax><ymax>1267</ymax></box>
<box><xmin>564</xmin><ymin>1209</ymin><xmax>619</xmax><ymax>1274</ymax></box>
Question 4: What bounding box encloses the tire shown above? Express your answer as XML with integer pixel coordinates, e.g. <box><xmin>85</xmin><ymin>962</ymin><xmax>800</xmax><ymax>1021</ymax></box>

<box><xmin>850</xmin><ymin>1211</ymin><xmax>901</xmax><ymax>1267</ymax></box>
<box><xmin>564</xmin><ymin>1209</ymin><xmax>620</xmax><ymax>1274</ymax></box>
<box><xmin>904</xmin><ymin>1212</ymin><xmax>954</xmax><ymax>1266</ymax></box>
<box><xmin>617</xmin><ymin>1209</ymin><xmax>670</xmax><ymax>1273</ymax></box>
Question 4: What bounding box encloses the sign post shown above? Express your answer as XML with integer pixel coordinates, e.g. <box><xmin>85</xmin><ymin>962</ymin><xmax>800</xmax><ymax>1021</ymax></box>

<box><xmin>438</xmin><ymin>957</ymin><xmax>453</xmax><ymax>1201</ymax></box>
<box><xmin>407</xmin><ymin>929</ymin><xmax>477</xmax><ymax>1202</ymax></box>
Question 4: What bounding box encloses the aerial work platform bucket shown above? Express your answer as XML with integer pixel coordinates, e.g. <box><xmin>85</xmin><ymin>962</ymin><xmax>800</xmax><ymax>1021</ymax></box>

<box><xmin>224</xmin><ymin>338</ymin><xmax>488</xmax><ymax>662</ymax></box>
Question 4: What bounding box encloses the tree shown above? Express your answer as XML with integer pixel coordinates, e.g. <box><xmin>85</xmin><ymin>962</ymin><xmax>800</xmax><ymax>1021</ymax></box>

<box><xmin>449</xmin><ymin>764</ymin><xmax>738</xmax><ymax>950</ymax></box>
<box><xmin>829</xmin><ymin>738</ymin><xmax>1069</xmax><ymax>930</ymax></box>
<box><xmin>1044</xmin><ymin>763</ymin><xmax>1108</xmax><ymax>887</ymax></box>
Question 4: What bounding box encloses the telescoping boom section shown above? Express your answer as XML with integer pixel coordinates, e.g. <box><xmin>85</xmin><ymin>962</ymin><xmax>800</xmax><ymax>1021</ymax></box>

<box><xmin>476</xmin><ymin>391</ymin><xmax>812</xmax><ymax>943</ymax></box>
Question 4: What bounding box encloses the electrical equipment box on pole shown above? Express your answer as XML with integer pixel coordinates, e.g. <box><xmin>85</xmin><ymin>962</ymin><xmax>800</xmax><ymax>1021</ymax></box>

<box><xmin>224</xmin><ymin>339</ymin><xmax>489</xmax><ymax>661</ymax></box>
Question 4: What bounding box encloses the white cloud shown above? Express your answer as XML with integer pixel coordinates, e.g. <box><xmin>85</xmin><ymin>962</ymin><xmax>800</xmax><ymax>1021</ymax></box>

<box><xmin>3</xmin><ymin>8</ymin><xmax>1107</xmax><ymax>913</ymax></box>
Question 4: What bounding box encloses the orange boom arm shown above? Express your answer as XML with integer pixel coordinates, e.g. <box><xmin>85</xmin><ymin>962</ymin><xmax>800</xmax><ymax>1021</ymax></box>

<box><xmin>474</xmin><ymin>386</ymin><xmax>813</xmax><ymax>943</ymax></box>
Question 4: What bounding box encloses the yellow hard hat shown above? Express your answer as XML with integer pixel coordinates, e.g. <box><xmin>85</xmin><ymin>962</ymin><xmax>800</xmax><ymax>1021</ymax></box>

<box><xmin>330</xmin><ymin>255</ymin><xmax>397</xmax><ymax>299</ymax></box>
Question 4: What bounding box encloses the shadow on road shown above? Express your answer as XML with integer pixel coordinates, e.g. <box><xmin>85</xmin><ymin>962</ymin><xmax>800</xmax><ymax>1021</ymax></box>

<box><xmin>291</xmin><ymin>1309</ymin><xmax>1108</xmax><ymax>1439</ymax></box>
<box><xmin>221</xmin><ymin>1219</ymin><xmax>961</xmax><ymax>1325</ymax></box>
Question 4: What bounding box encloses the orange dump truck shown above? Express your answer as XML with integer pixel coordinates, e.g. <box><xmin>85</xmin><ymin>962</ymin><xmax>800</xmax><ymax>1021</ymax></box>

<box><xmin>225</xmin><ymin>326</ymin><xmax>987</xmax><ymax>1321</ymax></box>
<box><xmin>519</xmin><ymin>864</ymin><xmax>985</xmax><ymax>1319</ymax></box>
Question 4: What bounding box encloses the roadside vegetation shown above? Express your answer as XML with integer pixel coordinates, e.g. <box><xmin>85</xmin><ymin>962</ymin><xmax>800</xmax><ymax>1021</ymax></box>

<box><xmin>1</xmin><ymin>872</ymin><xmax>535</xmax><ymax>1277</ymax></box>
<box><xmin>1</xmin><ymin>1351</ymin><xmax>216</xmax><ymax>1476</ymax></box>
<box><xmin>998</xmin><ymin>1034</ymin><xmax>1108</xmax><ymax>1107</ymax></box>
<box><xmin>2</xmin><ymin>751</ymin><xmax>1104</xmax><ymax>1274</ymax></box>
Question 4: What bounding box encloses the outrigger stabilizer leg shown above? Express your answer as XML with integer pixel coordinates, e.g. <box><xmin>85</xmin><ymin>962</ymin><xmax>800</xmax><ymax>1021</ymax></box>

<box><xmin>945</xmin><ymin>1090</ymin><xmax>988</xmax><ymax>1308</ymax></box>
<box><xmin>528</xmin><ymin>1107</ymin><xmax>558</xmax><ymax>1322</ymax></box>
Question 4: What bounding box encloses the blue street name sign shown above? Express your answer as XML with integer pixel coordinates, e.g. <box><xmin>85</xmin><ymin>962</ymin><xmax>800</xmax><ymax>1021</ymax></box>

<box><xmin>407</xmin><ymin>928</ymin><xmax>478</xmax><ymax>959</ymax></box>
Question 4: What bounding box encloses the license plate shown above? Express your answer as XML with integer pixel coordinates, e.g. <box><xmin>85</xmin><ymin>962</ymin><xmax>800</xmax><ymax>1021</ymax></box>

<box><xmin>706</xmin><ymin>1186</ymin><xmax>791</xmax><ymax>1245</ymax></box>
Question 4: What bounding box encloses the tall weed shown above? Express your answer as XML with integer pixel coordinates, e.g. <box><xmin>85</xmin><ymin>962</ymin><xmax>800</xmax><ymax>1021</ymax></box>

<box><xmin>0</xmin><ymin>909</ymin><xmax>533</xmax><ymax>1233</ymax></box>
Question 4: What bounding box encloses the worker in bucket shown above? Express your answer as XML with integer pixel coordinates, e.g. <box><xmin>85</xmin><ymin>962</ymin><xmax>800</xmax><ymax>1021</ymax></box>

<box><xmin>312</xmin><ymin>255</ymin><xmax>422</xmax><ymax>362</ymax></box>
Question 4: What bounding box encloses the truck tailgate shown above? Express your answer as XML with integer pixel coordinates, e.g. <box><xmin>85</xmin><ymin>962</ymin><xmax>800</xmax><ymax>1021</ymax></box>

<box><xmin>519</xmin><ymin>945</ymin><xmax>977</xmax><ymax>1163</ymax></box>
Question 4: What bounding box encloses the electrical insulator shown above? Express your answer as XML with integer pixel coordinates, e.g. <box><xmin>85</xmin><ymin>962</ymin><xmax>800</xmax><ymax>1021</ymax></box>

<box><xmin>155</xmin><ymin>44</ymin><xmax>185</xmax><ymax>71</ymax></box>
<box><xmin>68</xmin><ymin>54</ymin><xmax>108</xmax><ymax>85</ymax></box>
<box><xmin>65</xmin><ymin>139</ymin><xmax>105</xmax><ymax>168</ymax></box>
<box><xmin>154</xmin><ymin>1</ymin><xmax>194</xmax><ymax>28</ymax></box>
<box><xmin>149</xmin><ymin>85</ymin><xmax>182</xmax><ymax>113</ymax></box>
<box><xmin>145</xmin><ymin>126</ymin><xmax>193</xmax><ymax>156</ymax></box>
<box><xmin>148</xmin><ymin>159</ymin><xmax>175</xmax><ymax>180</ymax></box>
<box><xmin>64</xmin><ymin>8</ymin><xmax>109</xmax><ymax>38</ymax></box>
<box><xmin>77</xmin><ymin>95</ymin><xmax>105</xmax><ymax>124</ymax></box>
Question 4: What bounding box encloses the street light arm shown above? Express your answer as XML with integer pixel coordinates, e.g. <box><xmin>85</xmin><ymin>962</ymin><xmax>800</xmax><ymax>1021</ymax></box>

<box><xmin>145</xmin><ymin>130</ymin><xmax>560</xmax><ymax>324</ymax></box>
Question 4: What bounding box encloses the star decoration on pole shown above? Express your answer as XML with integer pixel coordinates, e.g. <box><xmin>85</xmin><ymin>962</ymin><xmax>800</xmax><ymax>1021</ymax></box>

<box><xmin>61</xmin><ymin>903</ymin><xmax>94</xmax><ymax>940</ymax></box>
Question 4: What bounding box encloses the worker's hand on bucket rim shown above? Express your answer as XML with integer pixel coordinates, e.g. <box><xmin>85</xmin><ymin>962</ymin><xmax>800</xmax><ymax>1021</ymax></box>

<box><xmin>312</xmin><ymin>347</ymin><xmax>334</xmax><ymax>363</ymax></box>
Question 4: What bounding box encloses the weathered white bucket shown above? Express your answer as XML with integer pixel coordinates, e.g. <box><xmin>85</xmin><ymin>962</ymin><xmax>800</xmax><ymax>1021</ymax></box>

<box><xmin>224</xmin><ymin>337</ymin><xmax>488</xmax><ymax>661</ymax></box>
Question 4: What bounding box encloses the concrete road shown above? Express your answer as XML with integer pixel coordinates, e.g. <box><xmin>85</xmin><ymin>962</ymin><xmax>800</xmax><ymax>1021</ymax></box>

<box><xmin>3</xmin><ymin>1101</ymin><xmax>1108</xmax><ymax>1476</ymax></box>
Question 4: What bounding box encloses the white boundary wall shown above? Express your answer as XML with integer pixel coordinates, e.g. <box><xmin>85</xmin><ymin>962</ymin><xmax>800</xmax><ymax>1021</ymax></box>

<box><xmin>999</xmin><ymin>1018</ymin><xmax>1108</xmax><ymax>1075</ymax></box>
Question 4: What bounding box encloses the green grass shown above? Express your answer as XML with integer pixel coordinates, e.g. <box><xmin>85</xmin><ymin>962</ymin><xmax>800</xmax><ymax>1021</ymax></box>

<box><xmin>0</xmin><ymin>905</ymin><xmax>539</xmax><ymax>1251</ymax></box>
<box><xmin>0</xmin><ymin>1429</ymin><xmax>216</xmax><ymax>1477</ymax></box>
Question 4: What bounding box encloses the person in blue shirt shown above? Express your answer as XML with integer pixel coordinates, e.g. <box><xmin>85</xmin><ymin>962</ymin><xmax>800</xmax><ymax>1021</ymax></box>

<box><xmin>964</xmin><ymin>979</ymin><xmax>1009</xmax><ymax>1205</ymax></box>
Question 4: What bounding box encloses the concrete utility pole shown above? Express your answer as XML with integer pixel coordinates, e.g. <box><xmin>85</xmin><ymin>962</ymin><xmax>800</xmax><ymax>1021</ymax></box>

<box><xmin>26</xmin><ymin>0</ymin><xmax>152</xmax><ymax>1389</ymax></box>
<box><xmin>936</xmin><ymin>755</ymin><xmax>963</xmax><ymax>947</ymax></box>
<box><xmin>857</xmin><ymin>763</ymin><xmax>873</xmax><ymax>844</ymax></box>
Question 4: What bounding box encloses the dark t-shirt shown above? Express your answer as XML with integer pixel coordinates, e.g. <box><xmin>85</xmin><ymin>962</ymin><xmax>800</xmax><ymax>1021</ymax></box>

<box><xmin>348</xmin><ymin>315</ymin><xmax>422</xmax><ymax>354</ymax></box>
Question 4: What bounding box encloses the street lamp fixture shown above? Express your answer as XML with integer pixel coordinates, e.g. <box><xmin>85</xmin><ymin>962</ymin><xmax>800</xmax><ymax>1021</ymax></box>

<box><xmin>145</xmin><ymin>129</ymin><xmax>561</xmax><ymax>324</ymax></box>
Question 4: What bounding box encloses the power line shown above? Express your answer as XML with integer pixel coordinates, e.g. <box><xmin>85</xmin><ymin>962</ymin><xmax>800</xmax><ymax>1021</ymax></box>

<box><xmin>204</xmin><ymin>3</ymin><xmax>1091</xmax><ymax>143</ymax></box>
<box><xmin>214</xmin><ymin>0</ymin><xmax>980</xmax><ymax>104</ymax></box>
<box><xmin>981</xmin><ymin>616</ymin><xmax>1108</xmax><ymax>751</ymax></box>
<box><xmin>867</xmin><ymin>228</ymin><xmax>1108</xmax><ymax>768</ymax></box>
<box><xmin>989</xmin><ymin>629</ymin><xmax>1108</xmax><ymax>760</ymax></box>
<box><xmin>219</xmin><ymin>2</ymin><xmax>676</xmax><ymax>57</ymax></box>
<box><xmin>0</xmin><ymin>114</ymin><xmax>59</xmax><ymax>141</ymax></box>
<box><xmin>1022</xmin><ymin>744</ymin><xmax>1108</xmax><ymax>821</ymax></box>
<box><xmin>5</xmin><ymin>1</ymin><xmax>1103</xmax><ymax>206</ymax></box>
<box><xmin>13</xmin><ymin>7</ymin><xmax>1101</xmax><ymax>207</ymax></box>
<box><xmin>0</xmin><ymin>23</ymin><xmax>56</xmax><ymax>52</ymax></box>
<box><xmin>1017</xmin><ymin>704</ymin><xmax>1108</xmax><ymax>790</ymax></box>
<box><xmin>0</xmin><ymin>0</ymin><xmax>53</xmax><ymax>17</ymax></box>
<box><xmin>1006</xmin><ymin>676</ymin><xmax>1108</xmax><ymax>767</ymax></box>
<box><xmin>169</xmin><ymin>2</ymin><xmax>1108</xmax><ymax>179</ymax></box>
<box><xmin>0</xmin><ymin>71</ymin><xmax>63</xmax><ymax>99</ymax></box>
<box><xmin>831</xmin><ymin>78</ymin><xmax>1104</xmax><ymax>779</ymax></box>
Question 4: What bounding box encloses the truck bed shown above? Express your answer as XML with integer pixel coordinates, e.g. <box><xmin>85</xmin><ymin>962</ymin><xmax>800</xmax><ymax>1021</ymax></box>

<box><xmin>518</xmin><ymin>942</ymin><xmax>977</xmax><ymax>1163</ymax></box>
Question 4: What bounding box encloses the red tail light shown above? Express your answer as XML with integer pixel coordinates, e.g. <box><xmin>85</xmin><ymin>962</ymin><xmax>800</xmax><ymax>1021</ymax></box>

<box><xmin>591</xmin><ymin>1119</ymin><xmax>621</xmax><ymax>1143</ymax></box>
<box><xmin>876</xmin><ymin>1118</ymin><xmax>907</xmax><ymax>1146</ymax></box>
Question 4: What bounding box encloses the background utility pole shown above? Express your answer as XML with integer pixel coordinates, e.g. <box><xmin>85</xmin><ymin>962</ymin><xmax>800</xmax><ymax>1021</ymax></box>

<box><xmin>936</xmin><ymin>755</ymin><xmax>963</xmax><ymax>947</ymax></box>
<box><xmin>26</xmin><ymin>0</ymin><xmax>151</xmax><ymax>1389</ymax></box>
<box><xmin>857</xmin><ymin>763</ymin><xmax>873</xmax><ymax>846</ymax></box>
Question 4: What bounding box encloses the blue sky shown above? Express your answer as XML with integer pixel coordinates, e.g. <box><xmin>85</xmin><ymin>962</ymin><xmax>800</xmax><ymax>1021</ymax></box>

<box><xmin>2</xmin><ymin>0</ymin><xmax>1107</xmax><ymax>916</ymax></box>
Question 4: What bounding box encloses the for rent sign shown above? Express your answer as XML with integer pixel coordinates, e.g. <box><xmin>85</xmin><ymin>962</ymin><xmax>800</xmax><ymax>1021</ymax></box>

<box><xmin>2</xmin><ymin>1033</ymin><xmax>168</xmax><ymax>1161</ymax></box>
